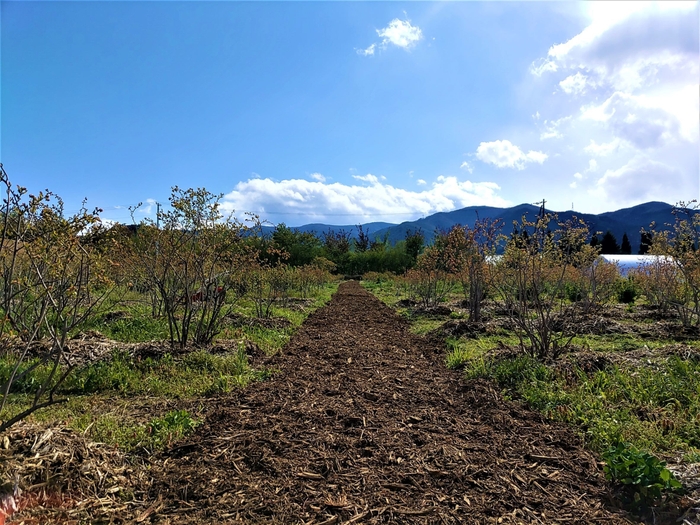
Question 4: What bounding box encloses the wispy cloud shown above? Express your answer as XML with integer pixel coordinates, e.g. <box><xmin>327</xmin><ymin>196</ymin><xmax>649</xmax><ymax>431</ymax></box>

<box><xmin>559</xmin><ymin>72</ymin><xmax>592</xmax><ymax>95</ymax></box>
<box><xmin>136</xmin><ymin>198</ymin><xmax>157</xmax><ymax>214</ymax></box>
<box><xmin>584</xmin><ymin>138</ymin><xmax>624</xmax><ymax>157</ymax></box>
<box><xmin>460</xmin><ymin>161</ymin><xmax>473</xmax><ymax>173</ymax></box>
<box><xmin>358</xmin><ymin>43</ymin><xmax>376</xmax><ymax>57</ymax></box>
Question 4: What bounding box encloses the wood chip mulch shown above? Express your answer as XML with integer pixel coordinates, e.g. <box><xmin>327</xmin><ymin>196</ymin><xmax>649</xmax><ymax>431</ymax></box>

<box><xmin>145</xmin><ymin>281</ymin><xmax>633</xmax><ymax>524</ymax></box>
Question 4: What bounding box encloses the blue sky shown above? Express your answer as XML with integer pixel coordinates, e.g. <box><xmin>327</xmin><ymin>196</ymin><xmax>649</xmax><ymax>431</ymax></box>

<box><xmin>2</xmin><ymin>1</ymin><xmax>698</xmax><ymax>226</ymax></box>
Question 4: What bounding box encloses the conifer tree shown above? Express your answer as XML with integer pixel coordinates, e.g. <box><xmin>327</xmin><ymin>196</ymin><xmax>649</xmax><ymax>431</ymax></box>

<box><xmin>600</xmin><ymin>231</ymin><xmax>620</xmax><ymax>254</ymax></box>
<box><xmin>639</xmin><ymin>231</ymin><xmax>653</xmax><ymax>254</ymax></box>
<box><xmin>620</xmin><ymin>233</ymin><xmax>632</xmax><ymax>254</ymax></box>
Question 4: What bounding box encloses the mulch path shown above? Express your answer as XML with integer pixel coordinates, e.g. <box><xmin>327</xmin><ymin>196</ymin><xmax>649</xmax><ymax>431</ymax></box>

<box><xmin>147</xmin><ymin>281</ymin><xmax>632</xmax><ymax>524</ymax></box>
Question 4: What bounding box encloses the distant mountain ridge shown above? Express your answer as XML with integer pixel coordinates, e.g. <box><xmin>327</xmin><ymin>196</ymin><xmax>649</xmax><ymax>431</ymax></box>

<box><xmin>265</xmin><ymin>202</ymin><xmax>696</xmax><ymax>254</ymax></box>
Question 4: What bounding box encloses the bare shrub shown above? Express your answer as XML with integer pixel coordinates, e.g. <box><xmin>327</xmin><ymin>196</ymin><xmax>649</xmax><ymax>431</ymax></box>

<box><xmin>0</xmin><ymin>166</ymin><xmax>114</xmax><ymax>430</ymax></box>
<box><xmin>127</xmin><ymin>187</ymin><xmax>251</xmax><ymax>348</ymax></box>
<box><xmin>492</xmin><ymin>213</ymin><xmax>594</xmax><ymax>360</ymax></box>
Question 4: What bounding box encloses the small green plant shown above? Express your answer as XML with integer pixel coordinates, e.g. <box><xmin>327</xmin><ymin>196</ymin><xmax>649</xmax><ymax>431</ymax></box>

<box><xmin>602</xmin><ymin>442</ymin><xmax>681</xmax><ymax>507</ymax></box>
<box><xmin>147</xmin><ymin>409</ymin><xmax>199</xmax><ymax>447</ymax></box>
<box><xmin>565</xmin><ymin>282</ymin><xmax>584</xmax><ymax>302</ymax></box>
<box><xmin>616</xmin><ymin>278</ymin><xmax>638</xmax><ymax>304</ymax></box>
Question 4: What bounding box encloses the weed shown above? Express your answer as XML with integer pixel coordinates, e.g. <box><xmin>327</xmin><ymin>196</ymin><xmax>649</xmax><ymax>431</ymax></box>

<box><xmin>147</xmin><ymin>409</ymin><xmax>199</xmax><ymax>447</ymax></box>
<box><xmin>602</xmin><ymin>442</ymin><xmax>681</xmax><ymax>507</ymax></box>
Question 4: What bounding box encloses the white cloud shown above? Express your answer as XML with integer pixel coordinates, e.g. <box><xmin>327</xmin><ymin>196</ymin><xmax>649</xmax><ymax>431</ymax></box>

<box><xmin>136</xmin><ymin>198</ymin><xmax>157</xmax><ymax>214</ymax></box>
<box><xmin>573</xmin><ymin>172</ymin><xmax>584</xmax><ymax>179</ymax></box>
<box><xmin>536</xmin><ymin>3</ymin><xmax>697</xmax><ymax>147</ymax></box>
<box><xmin>584</xmin><ymin>138</ymin><xmax>624</xmax><ymax>156</ymax></box>
<box><xmin>581</xmin><ymin>91</ymin><xmax>684</xmax><ymax>149</ymax></box>
<box><xmin>522</xmin><ymin>1</ymin><xmax>698</xmax><ymax>213</ymax></box>
<box><xmin>475</xmin><ymin>140</ymin><xmax>548</xmax><ymax>170</ymax></box>
<box><xmin>593</xmin><ymin>156</ymin><xmax>684</xmax><ymax>206</ymax></box>
<box><xmin>540</xmin><ymin>130</ymin><xmax>562</xmax><ymax>140</ymax></box>
<box><xmin>417</xmin><ymin>179</ymin><xmax>426</xmax><ymax>185</ymax></box>
<box><xmin>309</xmin><ymin>172</ymin><xmax>326</xmax><ymax>182</ymax></box>
<box><xmin>539</xmin><ymin>116</ymin><xmax>571</xmax><ymax>140</ymax></box>
<box><xmin>220</xmin><ymin>175</ymin><xmax>510</xmax><ymax>226</ymax></box>
<box><xmin>530</xmin><ymin>57</ymin><xmax>558</xmax><ymax>76</ymax></box>
<box><xmin>549</xmin><ymin>3</ymin><xmax>697</xmax><ymax>80</ymax></box>
<box><xmin>460</xmin><ymin>161</ymin><xmax>473</xmax><ymax>173</ymax></box>
<box><xmin>357</xmin><ymin>44</ymin><xmax>376</xmax><ymax>57</ymax></box>
<box><xmin>359</xmin><ymin>17</ymin><xmax>423</xmax><ymax>56</ymax></box>
<box><xmin>559</xmin><ymin>72</ymin><xmax>591</xmax><ymax>94</ymax></box>
<box><xmin>377</xmin><ymin>18</ymin><xmax>423</xmax><ymax>49</ymax></box>
<box><xmin>352</xmin><ymin>174</ymin><xmax>380</xmax><ymax>183</ymax></box>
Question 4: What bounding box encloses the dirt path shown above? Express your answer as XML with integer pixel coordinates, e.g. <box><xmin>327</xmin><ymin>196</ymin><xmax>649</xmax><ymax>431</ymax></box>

<box><xmin>149</xmin><ymin>281</ymin><xmax>630</xmax><ymax>524</ymax></box>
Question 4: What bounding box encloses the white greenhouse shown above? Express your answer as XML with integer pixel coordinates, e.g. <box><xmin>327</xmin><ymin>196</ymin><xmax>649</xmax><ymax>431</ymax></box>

<box><xmin>597</xmin><ymin>254</ymin><xmax>674</xmax><ymax>276</ymax></box>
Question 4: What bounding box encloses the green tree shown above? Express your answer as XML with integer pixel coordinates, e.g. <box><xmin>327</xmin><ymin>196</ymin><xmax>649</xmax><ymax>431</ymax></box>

<box><xmin>404</xmin><ymin>229</ymin><xmax>424</xmax><ymax>263</ymax></box>
<box><xmin>271</xmin><ymin>224</ymin><xmax>322</xmax><ymax>267</ymax></box>
<box><xmin>620</xmin><ymin>233</ymin><xmax>632</xmax><ymax>254</ymax></box>
<box><xmin>354</xmin><ymin>225</ymin><xmax>370</xmax><ymax>253</ymax></box>
<box><xmin>600</xmin><ymin>231</ymin><xmax>620</xmax><ymax>254</ymax></box>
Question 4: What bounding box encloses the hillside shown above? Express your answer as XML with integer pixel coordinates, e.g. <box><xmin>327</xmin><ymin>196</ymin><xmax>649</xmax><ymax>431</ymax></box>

<box><xmin>272</xmin><ymin>201</ymin><xmax>692</xmax><ymax>254</ymax></box>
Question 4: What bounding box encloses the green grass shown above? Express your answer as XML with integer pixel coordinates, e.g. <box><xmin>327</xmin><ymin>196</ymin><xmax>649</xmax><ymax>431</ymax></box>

<box><xmin>569</xmin><ymin>333</ymin><xmax>672</xmax><ymax>353</ymax></box>
<box><xmin>360</xmin><ymin>279</ymin><xmax>404</xmax><ymax>307</ymax></box>
<box><xmin>0</xmin><ymin>282</ymin><xmax>339</xmax><ymax>450</ymax></box>
<box><xmin>445</xmin><ymin>335</ymin><xmax>520</xmax><ymax>369</ymax></box>
<box><xmin>407</xmin><ymin>317</ymin><xmax>445</xmax><ymax>335</ymax></box>
<box><xmin>0</xmin><ymin>344</ymin><xmax>267</xmax><ymax>404</ymax></box>
<box><xmin>464</xmin><ymin>354</ymin><xmax>700</xmax><ymax>459</ymax></box>
<box><xmin>61</xmin><ymin>406</ymin><xmax>201</xmax><ymax>452</ymax></box>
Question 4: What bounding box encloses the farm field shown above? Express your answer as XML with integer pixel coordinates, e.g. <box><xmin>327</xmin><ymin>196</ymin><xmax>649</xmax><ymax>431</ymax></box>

<box><xmin>365</xmin><ymin>276</ymin><xmax>700</xmax><ymax>524</ymax></box>
<box><xmin>1</xmin><ymin>177</ymin><xmax>699</xmax><ymax>523</ymax></box>
<box><xmin>0</xmin><ymin>280</ymin><xmax>634</xmax><ymax>524</ymax></box>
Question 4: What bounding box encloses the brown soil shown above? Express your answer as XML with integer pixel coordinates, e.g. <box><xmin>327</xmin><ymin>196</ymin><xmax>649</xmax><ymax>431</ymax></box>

<box><xmin>147</xmin><ymin>282</ymin><xmax>631</xmax><ymax>524</ymax></box>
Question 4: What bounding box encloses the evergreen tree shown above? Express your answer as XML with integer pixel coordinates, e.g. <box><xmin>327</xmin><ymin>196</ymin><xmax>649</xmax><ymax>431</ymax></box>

<box><xmin>620</xmin><ymin>233</ymin><xmax>632</xmax><ymax>254</ymax></box>
<box><xmin>590</xmin><ymin>235</ymin><xmax>600</xmax><ymax>248</ymax></box>
<box><xmin>600</xmin><ymin>231</ymin><xmax>620</xmax><ymax>254</ymax></box>
<box><xmin>404</xmin><ymin>229</ymin><xmax>424</xmax><ymax>262</ymax></box>
<box><xmin>639</xmin><ymin>231</ymin><xmax>653</xmax><ymax>254</ymax></box>
<box><xmin>354</xmin><ymin>224</ymin><xmax>370</xmax><ymax>253</ymax></box>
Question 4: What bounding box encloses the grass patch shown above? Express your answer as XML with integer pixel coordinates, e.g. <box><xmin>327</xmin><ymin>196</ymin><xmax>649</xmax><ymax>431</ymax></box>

<box><xmin>464</xmin><ymin>353</ymin><xmax>700</xmax><ymax>458</ymax></box>
<box><xmin>445</xmin><ymin>335</ymin><xmax>520</xmax><ymax>369</ymax></box>
<box><xmin>407</xmin><ymin>317</ymin><xmax>445</xmax><ymax>336</ymax></box>
<box><xmin>569</xmin><ymin>333</ymin><xmax>670</xmax><ymax>353</ymax></box>
<box><xmin>360</xmin><ymin>279</ymin><xmax>404</xmax><ymax>307</ymax></box>
<box><xmin>0</xmin><ymin>282</ymin><xmax>338</xmax><ymax>448</ymax></box>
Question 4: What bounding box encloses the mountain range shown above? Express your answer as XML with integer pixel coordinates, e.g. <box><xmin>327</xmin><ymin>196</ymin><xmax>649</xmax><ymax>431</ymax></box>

<box><xmin>268</xmin><ymin>201</ymin><xmax>696</xmax><ymax>254</ymax></box>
